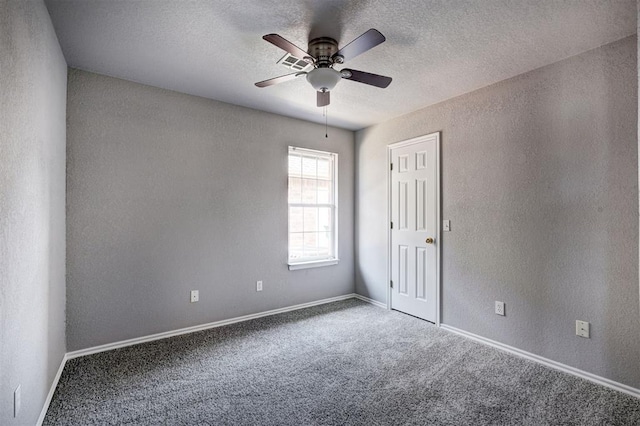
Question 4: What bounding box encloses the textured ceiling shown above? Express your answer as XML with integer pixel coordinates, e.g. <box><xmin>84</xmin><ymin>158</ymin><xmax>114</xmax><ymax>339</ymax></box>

<box><xmin>45</xmin><ymin>0</ymin><xmax>635</xmax><ymax>130</ymax></box>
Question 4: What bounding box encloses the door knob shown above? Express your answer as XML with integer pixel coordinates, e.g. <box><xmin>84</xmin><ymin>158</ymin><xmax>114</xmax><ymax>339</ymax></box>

<box><xmin>425</xmin><ymin>237</ymin><xmax>434</xmax><ymax>244</ymax></box>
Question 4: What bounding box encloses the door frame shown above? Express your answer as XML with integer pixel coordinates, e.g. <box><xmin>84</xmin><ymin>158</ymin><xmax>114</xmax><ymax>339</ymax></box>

<box><xmin>386</xmin><ymin>132</ymin><xmax>441</xmax><ymax>326</ymax></box>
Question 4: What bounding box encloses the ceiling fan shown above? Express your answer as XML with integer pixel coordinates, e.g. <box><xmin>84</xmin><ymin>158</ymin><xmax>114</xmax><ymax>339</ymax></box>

<box><xmin>255</xmin><ymin>29</ymin><xmax>392</xmax><ymax>107</ymax></box>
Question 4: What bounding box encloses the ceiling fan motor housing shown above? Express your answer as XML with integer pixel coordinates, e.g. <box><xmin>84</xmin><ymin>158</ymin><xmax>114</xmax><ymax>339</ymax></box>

<box><xmin>307</xmin><ymin>37</ymin><xmax>339</xmax><ymax>65</ymax></box>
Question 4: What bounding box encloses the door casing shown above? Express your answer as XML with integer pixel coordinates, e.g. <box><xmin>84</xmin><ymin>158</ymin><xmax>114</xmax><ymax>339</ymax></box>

<box><xmin>386</xmin><ymin>132</ymin><xmax>441</xmax><ymax>325</ymax></box>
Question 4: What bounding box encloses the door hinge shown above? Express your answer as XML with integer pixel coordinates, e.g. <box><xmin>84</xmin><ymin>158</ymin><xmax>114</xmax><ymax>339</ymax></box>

<box><xmin>390</xmin><ymin>163</ymin><xmax>393</xmax><ymax>171</ymax></box>
<box><xmin>390</xmin><ymin>280</ymin><xmax>393</xmax><ymax>288</ymax></box>
<box><xmin>390</xmin><ymin>221</ymin><xmax>393</xmax><ymax>229</ymax></box>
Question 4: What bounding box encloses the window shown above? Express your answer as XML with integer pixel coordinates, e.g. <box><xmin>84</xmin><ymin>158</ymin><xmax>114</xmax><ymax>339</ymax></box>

<box><xmin>288</xmin><ymin>147</ymin><xmax>338</xmax><ymax>270</ymax></box>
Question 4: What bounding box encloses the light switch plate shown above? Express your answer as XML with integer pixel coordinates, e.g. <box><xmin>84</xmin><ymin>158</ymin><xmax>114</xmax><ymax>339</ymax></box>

<box><xmin>576</xmin><ymin>320</ymin><xmax>590</xmax><ymax>338</ymax></box>
<box><xmin>443</xmin><ymin>220</ymin><xmax>451</xmax><ymax>232</ymax></box>
<box><xmin>190</xmin><ymin>290</ymin><xmax>199</xmax><ymax>303</ymax></box>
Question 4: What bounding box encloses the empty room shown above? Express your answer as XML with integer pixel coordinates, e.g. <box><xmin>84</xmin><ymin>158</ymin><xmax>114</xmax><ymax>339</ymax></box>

<box><xmin>2</xmin><ymin>0</ymin><xmax>640</xmax><ymax>424</ymax></box>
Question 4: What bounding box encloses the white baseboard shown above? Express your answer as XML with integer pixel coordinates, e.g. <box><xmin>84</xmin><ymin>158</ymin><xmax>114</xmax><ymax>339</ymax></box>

<box><xmin>353</xmin><ymin>293</ymin><xmax>387</xmax><ymax>309</ymax></box>
<box><xmin>36</xmin><ymin>353</ymin><xmax>68</xmax><ymax>426</ymax></box>
<box><xmin>440</xmin><ymin>324</ymin><xmax>640</xmax><ymax>399</ymax></box>
<box><xmin>66</xmin><ymin>294</ymin><xmax>358</xmax><ymax>360</ymax></box>
<box><xmin>65</xmin><ymin>294</ymin><xmax>387</xmax><ymax>360</ymax></box>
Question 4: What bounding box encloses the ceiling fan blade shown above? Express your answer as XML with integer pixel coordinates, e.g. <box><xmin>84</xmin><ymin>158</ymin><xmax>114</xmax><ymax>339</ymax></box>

<box><xmin>317</xmin><ymin>91</ymin><xmax>330</xmax><ymax>107</ymax></box>
<box><xmin>263</xmin><ymin>34</ymin><xmax>309</xmax><ymax>61</ymax></box>
<box><xmin>255</xmin><ymin>72</ymin><xmax>303</xmax><ymax>88</ymax></box>
<box><xmin>333</xmin><ymin>29</ymin><xmax>385</xmax><ymax>62</ymax></box>
<box><xmin>341</xmin><ymin>69</ymin><xmax>392</xmax><ymax>88</ymax></box>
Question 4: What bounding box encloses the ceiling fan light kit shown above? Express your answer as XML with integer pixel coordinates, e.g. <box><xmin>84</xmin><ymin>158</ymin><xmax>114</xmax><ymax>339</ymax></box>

<box><xmin>255</xmin><ymin>29</ymin><xmax>392</xmax><ymax>108</ymax></box>
<box><xmin>306</xmin><ymin>68</ymin><xmax>342</xmax><ymax>92</ymax></box>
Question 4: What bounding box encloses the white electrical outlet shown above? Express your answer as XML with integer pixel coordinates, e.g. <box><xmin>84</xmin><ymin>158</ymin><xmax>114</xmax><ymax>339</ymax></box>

<box><xmin>495</xmin><ymin>301</ymin><xmax>505</xmax><ymax>316</ymax></box>
<box><xmin>256</xmin><ymin>280</ymin><xmax>263</xmax><ymax>292</ymax></box>
<box><xmin>190</xmin><ymin>290</ymin><xmax>199</xmax><ymax>303</ymax></box>
<box><xmin>576</xmin><ymin>320</ymin><xmax>590</xmax><ymax>338</ymax></box>
<box><xmin>14</xmin><ymin>385</ymin><xmax>20</xmax><ymax>418</ymax></box>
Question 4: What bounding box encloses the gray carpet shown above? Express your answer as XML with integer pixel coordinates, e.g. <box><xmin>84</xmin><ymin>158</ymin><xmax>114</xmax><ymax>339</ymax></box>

<box><xmin>44</xmin><ymin>299</ymin><xmax>640</xmax><ymax>425</ymax></box>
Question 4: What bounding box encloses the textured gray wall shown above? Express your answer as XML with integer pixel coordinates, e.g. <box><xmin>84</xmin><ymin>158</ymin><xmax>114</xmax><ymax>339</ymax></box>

<box><xmin>66</xmin><ymin>69</ymin><xmax>355</xmax><ymax>351</ymax></box>
<box><xmin>0</xmin><ymin>0</ymin><xmax>67</xmax><ymax>424</ymax></box>
<box><xmin>355</xmin><ymin>36</ymin><xmax>640</xmax><ymax>388</ymax></box>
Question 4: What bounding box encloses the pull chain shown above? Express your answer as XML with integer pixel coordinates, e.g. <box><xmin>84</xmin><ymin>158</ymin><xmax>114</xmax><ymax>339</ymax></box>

<box><xmin>325</xmin><ymin>106</ymin><xmax>328</xmax><ymax>138</ymax></box>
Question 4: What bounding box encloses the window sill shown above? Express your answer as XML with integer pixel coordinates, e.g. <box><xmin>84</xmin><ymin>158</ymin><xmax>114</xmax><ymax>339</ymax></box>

<box><xmin>288</xmin><ymin>259</ymin><xmax>339</xmax><ymax>271</ymax></box>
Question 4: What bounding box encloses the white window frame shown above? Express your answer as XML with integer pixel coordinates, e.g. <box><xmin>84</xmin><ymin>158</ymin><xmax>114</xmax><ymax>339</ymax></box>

<box><xmin>288</xmin><ymin>146</ymin><xmax>339</xmax><ymax>270</ymax></box>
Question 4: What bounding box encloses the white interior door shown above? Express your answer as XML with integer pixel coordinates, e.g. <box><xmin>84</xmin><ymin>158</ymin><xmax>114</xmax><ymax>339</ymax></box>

<box><xmin>390</xmin><ymin>133</ymin><xmax>440</xmax><ymax>323</ymax></box>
